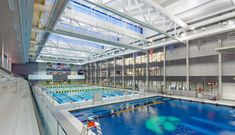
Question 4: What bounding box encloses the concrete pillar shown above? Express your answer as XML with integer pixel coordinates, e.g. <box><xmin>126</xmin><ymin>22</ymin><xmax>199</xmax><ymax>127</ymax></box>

<box><xmin>87</xmin><ymin>64</ymin><xmax>89</xmax><ymax>83</ymax></box>
<box><xmin>1</xmin><ymin>38</ymin><xmax>4</xmax><ymax>68</ymax></box>
<box><xmin>146</xmin><ymin>50</ymin><xmax>149</xmax><ymax>92</ymax></box>
<box><xmin>163</xmin><ymin>45</ymin><xmax>166</xmax><ymax>92</ymax></box>
<box><xmin>95</xmin><ymin>62</ymin><xmax>97</xmax><ymax>84</ymax></box>
<box><xmin>90</xmin><ymin>63</ymin><xmax>93</xmax><ymax>84</ymax></box>
<box><xmin>133</xmin><ymin>53</ymin><xmax>136</xmax><ymax>90</ymax></box>
<box><xmin>113</xmin><ymin>58</ymin><xmax>116</xmax><ymax>87</ymax></box>
<box><xmin>100</xmin><ymin>62</ymin><xmax>102</xmax><ymax>85</ymax></box>
<box><xmin>186</xmin><ymin>41</ymin><xmax>190</xmax><ymax>91</ymax></box>
<box><xmin>122</xmin><ymin>56</ymin><xmax>125</xmax><ymax>88</ymax></box>
<box><xmin>218</xmin><ymin>39</ymin><xmax>222</xmax><ymax>99</ymax></box>
<box><xmin>106</xmin><ymin>62</ymin><xmax>108</xmax><ymax>86</ymax></box>
<box><xmin>0</xmin><ymin>38</ymin><xmax>2</xmax><ymax>67</ymax></box>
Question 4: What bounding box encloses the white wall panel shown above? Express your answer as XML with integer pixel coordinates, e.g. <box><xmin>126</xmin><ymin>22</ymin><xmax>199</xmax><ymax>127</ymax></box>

<box><xmin>190</xmin><ymin>63</ymin><xmax>218</xmax><ymax>76</ymax></box>
<box><xmin>222</xmin><ymin>83</ymin><xmax>235</xmax><ymax>100</ymax></box>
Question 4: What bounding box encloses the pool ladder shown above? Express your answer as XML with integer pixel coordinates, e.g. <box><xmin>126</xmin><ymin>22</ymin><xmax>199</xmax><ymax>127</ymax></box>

<box><xmin>81</xmin><ymin>113</ymin><xmax>103</xmax><ymax>135</ymax></box>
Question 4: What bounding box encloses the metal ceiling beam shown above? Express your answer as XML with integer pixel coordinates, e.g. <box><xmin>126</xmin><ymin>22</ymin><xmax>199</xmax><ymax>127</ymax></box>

<box><xmin>82</xmin><ymin>0</ymin><xmax>185</xmax><ymax>43</ymax></box>
<box><xmin>36</xmin><ymin>0</ymin><xmax>70</xmax><ymax>59</ymax></box>
<box><xmin>33</xmin><ymin>44</ymin><xmax>103</xmax><ymax>54</ymax></box>
<box><xmin>190</xmin><ymin>11</ymin><xmax>235</xmax><ymax>29</ymax></box>
<box><xmin>36</xmin><ymin>58</ymin><xmax>82</xmax><ymax>65</ymax></box>
<box><xmin>82</xmin><ymin>22</ymin><xmax>235</xmax><ymax>64</ymax></box>
<box><xmin>232</xmin><ymin>0</ymin><xmax>235</xmax><ymax>6</ymax></box>
<box><xmin>37</xmin><ymin>53</ymin><xmax>87</xmax><ymax>60</ymax></box>
<box><xmin>143</xmin><ymin>0</ymin><xmax>189</xmax><ymax>29</ymax></box>
<box><xmin>32</xmin><ymin>27</ymin><xmax>144</xmax><ymax>51</ymax></box>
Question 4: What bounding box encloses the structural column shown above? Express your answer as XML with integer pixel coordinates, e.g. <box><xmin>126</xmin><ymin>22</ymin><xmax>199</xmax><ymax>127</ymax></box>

<box><xmin>95</xmin><ymin>62</ymin><xmax>97</xmax><ymax>84</ymax></box>
<box><xmin>218</xmin><ymin>39</ymin><xmax>222</xmax><ymax>99</ymax></box>
<box><xmin>122</xmin><ymin>56</ymin><xmax>125</xmax><ymax>88</ymax></box>
<box><xmin>90</xmin><ymin>63</ymin><xmax>93</xmax><ymax>84</ymax></box>
<box><xmin>146</xmin><ymin>50</ymin><xmax>149</xmax><ymax>92</ymax></box>
<box><xmin>163</xmin><ymin>45</ymin><xmax>166</xmax><ymax>92</ymax></box>
<box><xmin>133</xmin><ymin>53</ymin><xmax>136</xmax><ymax>90</ymax></box>
<box><xmin>106</xmin><ymin>62</ymin><xmax>108</xmax><ymax>86</ymax></box>
<box><xmin>86</xmin><ymin>64</ymin><xmax>90</xmax><ymax>83</ymax></box>
<box><xmin>113</xmin><ymin>58</ymin><xmax>116</xmax><ymax>87</ymax></box>
<box><xmin>1</xmin><ymin>38</ymin><xmax>4</xmax><ymax>68</ymax></box>
<box><xmin>186</xmin><ymin>41</ymin><xmax>190</xmax><ymax>91</ymax></box>
<box><xmin>0</xmin><ymin>43</ymin><xmax>2</xmax><ymax>67</ymax></box>
<box><xmin>100</xmin><ymin>63</ymin><xmax>102</xmax><ymax>85</ymax></box>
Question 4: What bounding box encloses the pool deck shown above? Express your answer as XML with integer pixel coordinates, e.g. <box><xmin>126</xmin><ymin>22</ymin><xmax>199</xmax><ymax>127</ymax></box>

<box><xmin>158</xmin><ymin>93</ymin><xmax>235</xmax><ymax>107</ymax></box>
<box><xmin>0</xmin><ymin>78</ymin><xmax>40</xmax><ymax>135</ymax></box>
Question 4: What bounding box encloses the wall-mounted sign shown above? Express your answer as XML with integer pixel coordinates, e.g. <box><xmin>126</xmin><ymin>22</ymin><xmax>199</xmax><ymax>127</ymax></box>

<box><xmin>46</xmin><ymin>63</ymin><xmax>71</xmax><ymax>75</ymax></box>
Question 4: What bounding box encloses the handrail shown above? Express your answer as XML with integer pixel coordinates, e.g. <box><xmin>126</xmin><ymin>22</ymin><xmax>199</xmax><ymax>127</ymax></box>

<box><xmin>28</xmin><ymin>82</ymin><xmax>45</xmax><ymax>135</ymax></box>
<box><xmin>30</xmin><ymin>83</ymin><xmax>68</xmax><ymax>135</ymax></box>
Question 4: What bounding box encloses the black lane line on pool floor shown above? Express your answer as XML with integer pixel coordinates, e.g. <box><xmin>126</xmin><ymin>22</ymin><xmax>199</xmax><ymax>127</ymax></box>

<box><xmin>78</xmin><ymin>98</ymin><xmax>175</xmax><ymax>122</ymax></box>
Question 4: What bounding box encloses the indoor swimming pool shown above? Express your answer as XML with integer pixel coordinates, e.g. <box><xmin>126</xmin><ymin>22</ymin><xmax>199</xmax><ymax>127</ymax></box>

<box><xmin>47</xmin><ymin>89</ymin><xmax>137</xmax><ymax>104</ymax></box>
<box><xmin>71</xmin><ymin>97</ymin><xmax>235</xmax><ymax>135</ymax></box>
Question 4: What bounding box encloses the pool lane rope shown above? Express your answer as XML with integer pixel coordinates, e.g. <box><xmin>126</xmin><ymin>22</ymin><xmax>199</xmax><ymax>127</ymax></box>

<box><xmin>54</xmin><ymin>87</ymin><xmax>112</xmax><ymax>93</ymax></box>
<box><xmin>115</xmin><ymin>101</ymin><xmax>162</xmax><ymax>115</ymax></box>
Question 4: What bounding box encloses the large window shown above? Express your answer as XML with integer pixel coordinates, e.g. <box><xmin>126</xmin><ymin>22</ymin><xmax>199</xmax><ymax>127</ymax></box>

<box><xmin>149</xmin><ymin>52</ymin><xmax>164</xmax><ymax>63</ymax></box>
<box><xmin>116</xmin><ymin>59</ymin><xmax>123</xmax><ymax>66</ymax></box>
<box><xmin>149</xmin><ymin>67</ymin><xmax>161</xmax><ymax>76</ymax></box>
<box><xmin>125</xmin><ymin>68</ymin><xmax>134</xmax><ymax>76</ymax></box>
<box><xmin>136</xmin><ymin>55</ymin><xmax>147</xmax><ymax>64</ymax></box>
<box><xmin>136</xmin><ymin>68</ymin><xmax>146</xmax><ymax>76</ymax></box>
<box><xmin>125</xmin><ymin>57</ymin><xmax>134</xmax><ymax>65</ymax></box>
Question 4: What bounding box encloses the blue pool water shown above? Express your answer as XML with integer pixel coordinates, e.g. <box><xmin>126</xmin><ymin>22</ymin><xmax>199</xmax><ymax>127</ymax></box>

<box><xmin>48</xmin><ymin>90</ymin><xmax>136</xmax><ymax>104</ymax></box>
<box><xmin>71</xmin><ymin>97</ymin><xmax>235</xmax><ymax>135</ymax></box>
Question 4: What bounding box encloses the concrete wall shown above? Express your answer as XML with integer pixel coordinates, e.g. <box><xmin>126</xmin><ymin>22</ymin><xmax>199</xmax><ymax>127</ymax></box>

<box><xmin>12</xmin><ymin>63</ymin><xmax>39</xmax><ymax>78</ymax></box>
<box><xmin>190</xmin><ymin>63</ymin><xmax>218</xmax><ymax>76</ymax></box>
<box><xmin>166</xmin><ymin>45</ymin><xmax>186</xmax><ymax>60</ymax></box>
<box><xmin>189</xmin><ymin>38</ymin><xmax>219</xmax><ymax>57</ymax></box>
<box><xmin>166</xmin><ymin>65</ymin><xmax>186</xmax><ymax>76</ymax></box>
<box><xmin>222</xmin><ymin>83</ymin><xmax>235</xmax><ymax>100</ymax></box>
<box><xmin>0</xmin><ymin>37</ymin><xmax>12</xmax><ymax>71</ymax></box>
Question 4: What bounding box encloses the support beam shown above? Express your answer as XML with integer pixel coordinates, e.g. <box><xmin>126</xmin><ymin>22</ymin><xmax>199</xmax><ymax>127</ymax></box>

<box><xmin>32</xmin><ymin>27</ymin><xmax>144</xmax><ymax>51</ymax></box>
<box><xmin>86</xmin><ymin>65</ymin><xmax>89</xmax><ymax>83</ymax></box>
<box><xmin>83</xmin><ymin>0</ymin><xmax>185</xmax><ymax>43</ymax></box>
<box><xmin>37</xmin><ymin>53</ymin><xmax>86</xmax><ymax>60</ymax></box>
<box><xmin>36</xmin><ymin>59</ymin><xmax>82</xmax><ymax>65</ymax></box>
<box><xmin>146</xmin><ymin>50</ymin><xmax>149</xmax><ymax>92</ymax></box>
<box><xmin>90</xmin><ymin>63</ymin><xmax>93</xmax><ymax>84</ymax></box>
<box><xmin>186</xmin><ymin>41</ymin><xmax>189</xmax><ymax>91</ymax></box>
<box><xmin>36</xmin><ymin>0</ymin><xmax>70</xmax><ymax>59</ymax></box>
<box><xmin>143</xmin><ymin>0</ymin><xmax>189</xmax><ymax>29</ymax></box>
<box><xmin>232</xmin><ymin>0</ymin><xmax>235</xmax><ymax>6</ymax></box>
<box><xmin>163</xmin><ymin>45</ymin><xmax>166</xmax><ymax>93</ymax></box>
<box><xmin>95</xmin><ymin>62</ymin><xmax>97</xmax><ymax>84</ymax></box>
<box><xmin>34</xmin><ymin>44</ymin><xmax>103</xmax><ymax>54</ymax></box>
<box><xmin>133</xmin><ymin>53</ymin><xmax>136</xmax><ymax>90</ymax></box>
<box><xmin>218</xmin><ymin>39</ymin><xmax>222</xmax><ymax>100</ymax></box>
<box><xmin>122</xmin><ymin>56</ymin><xmax>125</xmax><ymax>88</ymax></box>
<box><xmin>114</xmin><ymin>58</ymin><xmax>116</xmax><ymax>87</ymax></box>
<box><xmin>82</xmin><ymin>23</ymin><xmax>235</xmax><ymax>64</ymax></box>
<box><xmin>106</xmin><ymin>62</ymin><xmax>108</xmax><ymax>86</ymax></box>
<box><xmin>100</xmin><ymin>63</ymin><xmax>102</xmax><ymax>85</ymax></box>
